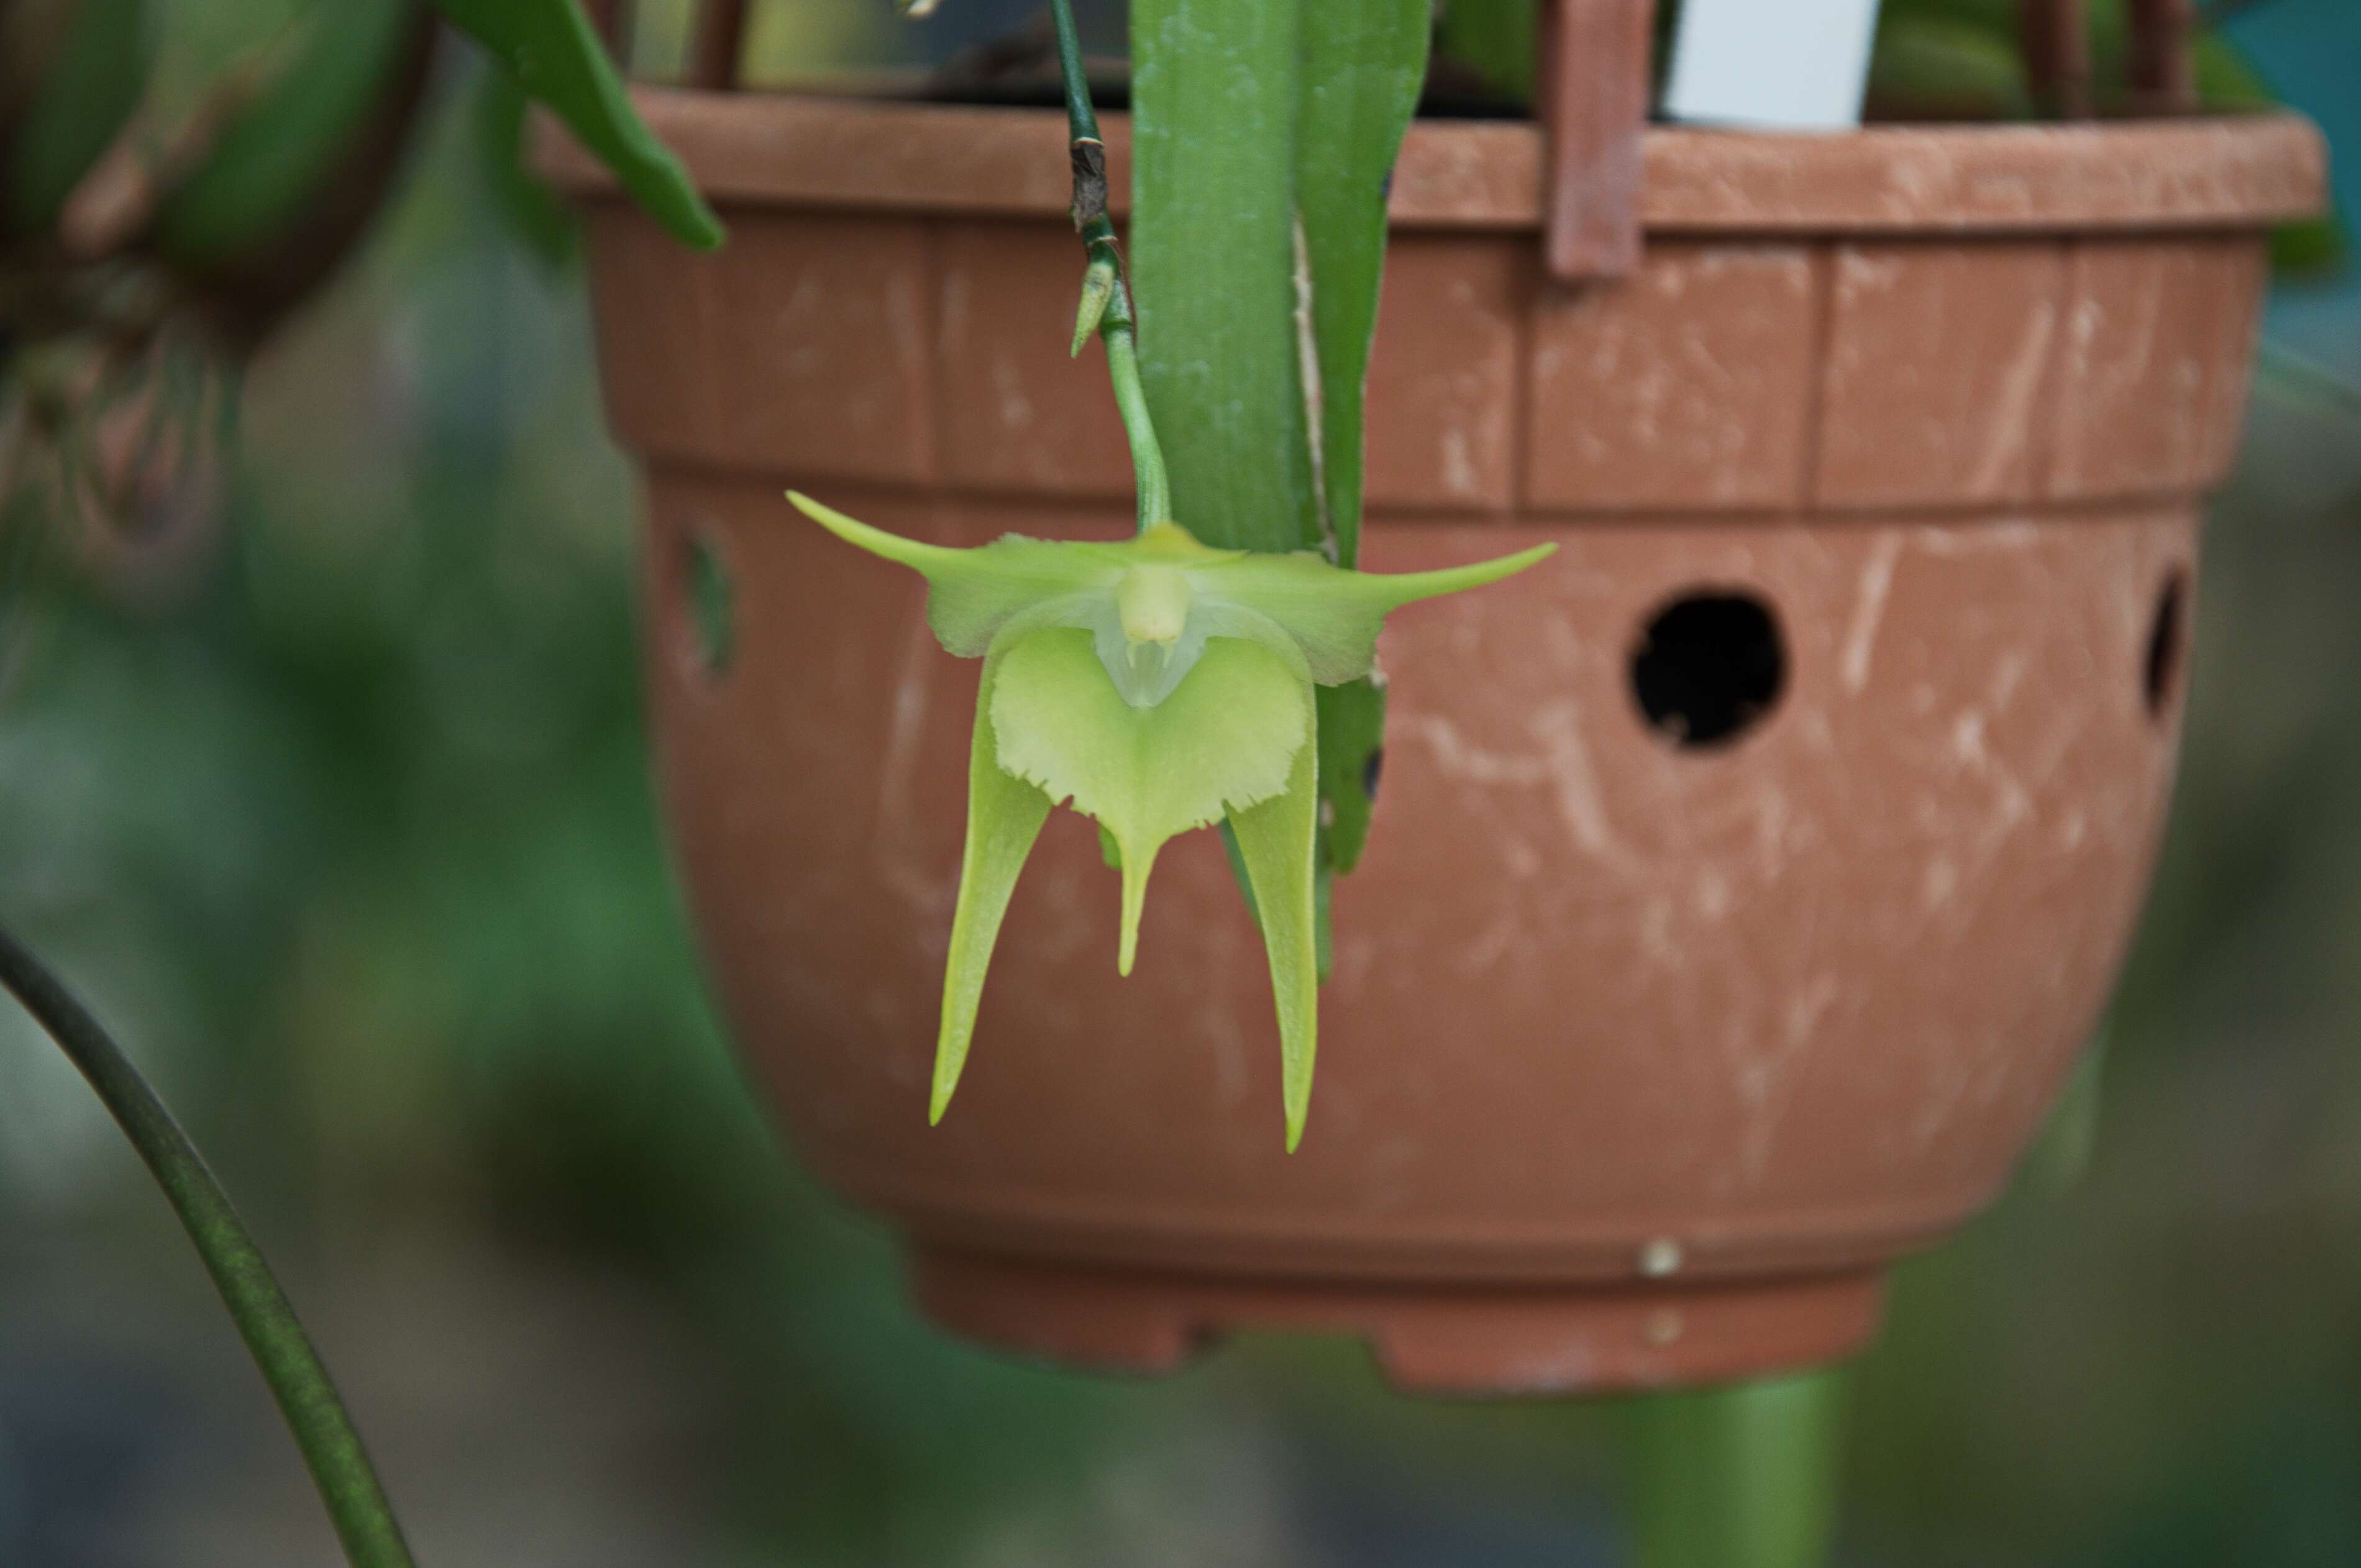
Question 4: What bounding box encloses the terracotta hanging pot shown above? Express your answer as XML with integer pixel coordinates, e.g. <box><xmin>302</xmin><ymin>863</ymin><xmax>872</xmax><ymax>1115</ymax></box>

<box><xmin>541</xmin><ymin>40</ymin><xmax>2323</xmax><ymax>1392</ymax></box>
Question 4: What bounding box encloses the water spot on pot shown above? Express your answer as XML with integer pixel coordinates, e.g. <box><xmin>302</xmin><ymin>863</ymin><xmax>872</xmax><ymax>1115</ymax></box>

<box><xmin>1629</xmin><ymin>590</ymin><xmax>1786</xmax><ymax>748</ymax></box>
<box><xmin>679</xmin><ymin>531</ymin><xmax>735</xmax><ymax>683</ymax></box>
<box><xmin>1638</xmin><ymin>1238</ymin><xmax>1684</xmax><ymax>1278</ymax></box>
<box><xmin>1644</xmin><ymin>1309</ymin><xmax>1685</xmax><ymax>1347</ymax></box>
<box><xmin>2144</xmin><ymin>568</ymin><xmax>2188</xmax><ymax>721</ymax></box>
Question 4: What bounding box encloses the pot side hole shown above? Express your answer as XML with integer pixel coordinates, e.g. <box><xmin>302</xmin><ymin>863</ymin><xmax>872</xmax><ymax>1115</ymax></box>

<box><xmin>2145</xmin><ymin>568</ymin><xmax>2188</xmax><ymax>721</ymax></box>
<box><xmin>680</xmin><ymin>532</ymin><xmax>736</xmax><ymax>681</ymax></box>
<box><xmin>1630</xmin><ymin>590</ymin><xmax>1788</xmax><ymax>749</ymax></box>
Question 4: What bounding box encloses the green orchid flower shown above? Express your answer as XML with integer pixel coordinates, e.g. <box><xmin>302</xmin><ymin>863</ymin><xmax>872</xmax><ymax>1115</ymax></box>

<box><xmin>790</xmin><ymin>491</ymin><xmax>1552</xmax><ymax>1149</ymax></box>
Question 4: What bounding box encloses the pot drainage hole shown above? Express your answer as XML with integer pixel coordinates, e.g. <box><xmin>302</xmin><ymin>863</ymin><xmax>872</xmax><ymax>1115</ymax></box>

<box><xmin>1630</xmin><ymin>590</ymin><xmax>1786</xmax><ymax>748</ymax></box>
<box><xmin>2145</xmin><ymin>568</ymin><xmax>2188</xmax><ymax>721</ymax></box>
<box><xmin>680</xmin><ymin>531</ymin><xmax>736</xmax><ymax>681</ymax></box>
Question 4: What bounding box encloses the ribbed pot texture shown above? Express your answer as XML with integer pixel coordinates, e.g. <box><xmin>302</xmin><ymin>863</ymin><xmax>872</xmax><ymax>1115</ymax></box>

<box><xmin>547</xmin><ymin>91</ymin><xmax>2324</xmax><ymax>1393</ymax></box>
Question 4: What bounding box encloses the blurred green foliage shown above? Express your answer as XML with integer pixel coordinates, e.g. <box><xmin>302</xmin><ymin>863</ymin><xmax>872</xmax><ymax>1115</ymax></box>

<box><xmin>0</xmin><ymin>70</ymin><xmax>1154</xmax><ymax>1563</ymax></box>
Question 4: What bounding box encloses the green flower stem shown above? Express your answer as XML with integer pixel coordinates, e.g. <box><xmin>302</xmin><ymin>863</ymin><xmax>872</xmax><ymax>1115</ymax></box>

<box><xmin>0</xmin><ymin>924</ymin><xmax>416</xmax><ymax>1568</ymax></box>
<box><xmin>1615</xmin><ymin>1367</ymin><xmax>1850</xmax><ymax>1568</ymax></box>
<box><xmin>1048</xmin><ymin>0</ymin><xmax>1169</xmax><ymax>532</ymax></box>
<box><xmin>1102</xmin><ymin>316</ymin><xmax>1169</xmax><ymax>533</ymax></box>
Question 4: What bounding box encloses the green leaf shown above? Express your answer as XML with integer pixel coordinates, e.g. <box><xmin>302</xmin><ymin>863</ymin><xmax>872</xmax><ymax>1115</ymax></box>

<box><xmin>1131</xmin><ymin>0</ymin><xmax>1318</xmax><ymax>555</ymax></box>
<box><xmin>154</xmin><ymin>0</ymin><xmax>418</xmax><ymax>267</ymax></box>
<box><xmin>473</xmin><ymin>57</ymin><xmax>578</xmax><ymax>269</ymax></box>
<box><xmin>1434</xmin><ymin>0</ymin><xmax>1538</xmax><ymax>101</ymax></box>
<box><xmin>432</xmin><ymin>0</ymin><xmax>724</xmax><ymax>250</ymax></box>
<box><xmin>1865</xmin><ymin>16</ymin><xmax>2035</xmax><ymax>120</ymax></box>
<box><xmin>1617</xmin><ymin>1367</ymin><xmax>1852</xmax><ymax>1568</ymax></box>
<box><xmin>931</xmin><ymin>644</ymin><xmax>1054</xmax><ymax>1123</ymax></box>
<box><xmin>1227</xmin><ymin>729</ymin><xmax>1320</xmax><ymax>1150</ymax></box>
<box><xmin>1295</xmin><ymin>0</ymin><xmax>1422</xmax><ymax>887</ymax></box>
<box><xmin>1297</xmin><ymin>0</ymin><xmax>1428</xmax><ymax>570</ymax></box>
<box><xmin>4</xmin><ymin>0</ymin><xmax>150</xmax><ymax>238</ymax></box>
<box><xmin>1315</xmin><ymin>675</ymin><xmax>1386</xmax><ymax>874</ymax></box>
<box><xmin>989</xmin><ymin>628</ymin><xmax>1311</xmax><ymax>976</ymax></box>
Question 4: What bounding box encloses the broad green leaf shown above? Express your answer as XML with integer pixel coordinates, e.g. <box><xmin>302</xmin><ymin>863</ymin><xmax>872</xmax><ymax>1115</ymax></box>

<box><xmin>432</xmin><ymin>0</ymin><xmax>724</xmax><ymax>250</ymax></box>
<box><xmin>1296</xmin><ymin>0</ymin><xmax>1422</xmax><ymax>875</ymax></box>
<box><xmin>1865</xmin><ymin>16</ymin><xmax>2034</xmax><ymax>120</ymax></box>
<box><xmin>4</xmin><ymin>0</ymin><xmax>149</xmax><ymax>237</ymax></box>
<box><xmin>1297</xmin><ymin>0</ymin><xmax>1428</xmax><ymax>570</ymax></box>
<box><xmin>1876</xmin><ymin>0</ymin><xmax>2011</xmax><ymax>28</ymax></box>
<box><xmin>1131</xmin><ymin>0</ymin><xmax>1317</xmax><ymax>555</ymax></box>
<box><xmin>990</xmin><ymin>628</ymin><xmax>1310</xmax><ymax>975</ymax></box>
<box><xmin>1617</xmin><ymin>1367</ymin><xmax>1852</xmax><ymax>1568</ymax></box>
<box><xmin>1315</xmin><ymin>675</ymin><xmax>1386</xmax><ymax>873</ymax></box>
<box><xmin>473</xmin><ymin>58</ymin><xmax>578</xmax><ymax>268</ymax></box>
<box><xmin>1435</xmin><ymin>0</ymin><xmax>1538</xmax><ymax>101</ymax></box>
<box><xmin>1227</xmin><ymin>731</ymin><xmax>1320</xmax><ymax>1149</ymax></box>
<box><xmin>932</xmin><ymin>644</ymin><xmax>1053</xmax><ymax>1123</ymax></box>
<box><xmin>154</xmin><ymin>0</ymin><xmax>418</xmax><ymax>267</ymax></box>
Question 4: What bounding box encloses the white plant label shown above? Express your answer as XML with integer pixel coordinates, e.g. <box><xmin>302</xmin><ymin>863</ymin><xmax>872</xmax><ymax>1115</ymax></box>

<box><xmin>1663</xmin><ymin>0</ymin><xmax>1885</xmax><ymax>132</ymax></box>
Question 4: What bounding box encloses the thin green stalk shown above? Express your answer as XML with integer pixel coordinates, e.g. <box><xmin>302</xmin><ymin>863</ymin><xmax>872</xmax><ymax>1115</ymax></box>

<box><xmin>0</xmin><ymin>924</ymin><xmax>416</xmax><ymax>1568</ymax></box>
<box><xmin>1615</xmin><ymin>1367</ymin><xmax>1850</xmax><ymax>1568</ymax></box>
<box><xmin>1102</xmin><ymin>314</ymin><xmax>1169</xmax><ymax>530</ymax></box>
<box><xmin>1048</xmin><ymin>0</ymin><xmax>1167</xmax><ymax>532</ymax></box>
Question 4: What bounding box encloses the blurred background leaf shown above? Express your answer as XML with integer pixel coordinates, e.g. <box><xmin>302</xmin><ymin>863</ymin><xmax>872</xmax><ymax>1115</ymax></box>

<box><xmin>432</xmin><ymin>0</ymin><xmax>724</xmax><ymax>250</ymax></box>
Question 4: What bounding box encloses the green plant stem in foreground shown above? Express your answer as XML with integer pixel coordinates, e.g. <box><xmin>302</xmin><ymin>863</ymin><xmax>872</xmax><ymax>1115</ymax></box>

<box><xmin>0</xmin><ymin>924</ymin><xmax>416</xmax><ymax>1568</ymax></box>
<box><xmin>1048</xmin><ymin>0</ymin><xmax>1169</xmax><ymax>532</ymax></box>
<box><xmin>1617</xmin><ymin>1367</ymin><xmax>1850</xmax><ymax>1568</ymax></box>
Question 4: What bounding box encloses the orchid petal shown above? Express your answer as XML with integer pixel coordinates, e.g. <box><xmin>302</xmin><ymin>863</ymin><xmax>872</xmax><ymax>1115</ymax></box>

<box><xmin>989</xmin><ymin>629</ymin><xmax>1310</xmax><ymax>975</ymax></box>
<box><xmin>1228</xmin><ymin>729</ymin><xmax>1320</xmax><ymax>1151</ymax></box>
<box><xmin>931</xmin><ymin>644</ymin><xmax>1056</xmax><ymax>1123</ymax></box>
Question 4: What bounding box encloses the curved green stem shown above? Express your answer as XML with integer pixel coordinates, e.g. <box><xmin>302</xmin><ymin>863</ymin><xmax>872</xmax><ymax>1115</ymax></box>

<box><xmin>0</xmin><ymin>924</ymin><xmax>417</xmax><ymax>1568</ymax></box>
<box><xmin>1048</xmin><ymin>0</ymin><xmax>1169</xmax><ymax>531</ymax></box>
<box><xmin>1102</xmin><ymin>326</ymin><xmax>1169</xmax><ymax>528</ymax></box>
